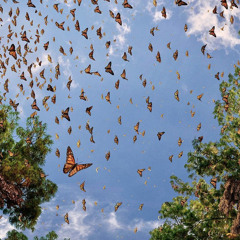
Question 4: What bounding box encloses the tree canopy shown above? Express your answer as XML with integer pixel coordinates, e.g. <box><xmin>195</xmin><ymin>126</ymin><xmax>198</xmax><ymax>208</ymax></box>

<box><xmin>149</xmin><ymin>66</ymin><xmax>240</xmax><ymax>239</ymax></box>
<box><xmin>0</xmin><ymin>105</ymin><xmax>57</xmax><ymax>231</ymax></box>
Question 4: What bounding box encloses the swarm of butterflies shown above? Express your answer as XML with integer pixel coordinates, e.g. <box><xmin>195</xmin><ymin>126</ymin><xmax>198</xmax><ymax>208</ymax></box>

<box><xmin>0</xmin><ymin>0</ymin><xmax>239</xmax><ymax>230</ymax></box>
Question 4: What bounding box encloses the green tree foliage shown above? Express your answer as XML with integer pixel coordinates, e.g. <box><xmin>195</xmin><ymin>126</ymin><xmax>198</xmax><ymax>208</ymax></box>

<box><xmin>149</xmin><ymin>66</ymin><xmax>240</xmax><ymax>240</ymax></box>
<box><xmin>0</xmin><ymin>105</ymin><xmax>57</xmax><ymax>231</ymax></box>
<box><xmin>1</xmin><ymin>230</ymin><xmax>58</xmax><ymax>240</ymax></box>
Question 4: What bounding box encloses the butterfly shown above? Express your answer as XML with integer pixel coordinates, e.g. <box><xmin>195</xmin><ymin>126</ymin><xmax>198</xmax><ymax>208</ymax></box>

<box><xmin>128</xmin><ymin>46</ymin><xmax>133</xmax><ymax>55</ymax></box>
<box><xmin>212</xmin><ymin>6</ymin><xmax>217</xmax><ymax>14</ymax></box>
<box><xmin>210</xmin><ymin>177</ymin><xmax>217</xmax><ymax>188</ymax></box>
<box><xmin>231</xmin><ymin>0</ymin><xmax>238</xmax><ymax>8</ymax></box>
<box><xmin>123</xmin><ymin>0</ymin><xmax>133</xmax><ymax>8</ymax></box>
<box><xmin>137</xmin><ymin>169</ymin><xmax>145</xmax><ymax>177</ymax></box>
<box><xmin>161</xmin><ymin>7</ymin><xmax>166</xmax><ymax>18</ymax></box>
<box><xmin>9</xmin><ymin>99</ymin><xmax>19</xmax><ymax>111</ymax></box>
<box><xmin>215</xmin><ymin>72</ymin><xmax>220</xmax><ymax>80</ymax></box>
<box><xmin>121</xmin><ymin>69</ymin><xmax>128</xmax><ymax>80</ymax></box>
<box><xmin>178</xmin><ymin>137</ymin><xmax>183</xmax><ymax>146</ymax></box>
<box><xmin>184</xmin><ymin>24</ymin><xmax>188</xmax><ymax>32</ymax></box>
<box><xmin>221</xmin><ymin>0</ymin><xmax>228</xmax><ymax>9</ymax></box>
<box><xmin>105</xmin><ymin>92</ymin><xmax>111</xmax><ymax>104</ymax></box>
<box><xmin>114</xmin><ymin>135</ymin><xmax>119</xmax><ymax>145</ymax></box>
<box><xmin>197</xmin><ymin>93</ymin><xmax>203</xmax><ymax>101</ymax></box>
<box><xmin>157</xmin><ymin>132</ymin><xmax>165</xmax><ymax>141</ymax></box>
<box><xmin>77</xmin><ymin>0</ymin><xmax>82</xmax><ymax>6</ymax></box>
<box><xmin>82</xmin><ymin>28</ymin><xmax>88</xmax><ymax>39</ymax></box>
<box><xmin>175</xmin><ymin>0</ymin><xmax>187</xmax><ymax>6</ymax></box>
<box><xmin>134</xmin><ymin>122</ymin><xmax>139</xmax><ymax>134</ymax></box>
<box><xmin>27</xmin><ymin>0</ymin><xmax>36</xmax><ymax>7</ymax></box>
<box><xmin>63</xmin><ymin>146</ymin><xmax>93</xmax><ymax>177</ymax></box>
<box><xmin>115</xmin><ymin>13</ymin><xmax>122</xmax><ymax>25</ymax></box>
<box><xmin>115</xmin><ymin>202</ymin><xmax>122</xmax><ymax>212</ymax></box>
<box><xmin>64</xmin><ymin>213</ymin><xmax>69</xmax><ymax>224</ymax></box>
<box><xmin>178</xmin><ymin>151</ymin><xmax>183</xmax><ymax>158</ymax></box>
<box><xmin>31</xmin><ymin>99</ymin><xmax>40</xmax><ymax>111</ymax></box>
<box><xmin>55</xmin><ymin>21</ymin><xmax>65</xmax><ymax>30</ymax></box>
<box><xmin>174</xmin><ymin>90</ymin><xmax>179</xmax><ymax>101</ymax></box>
<box><xmin>86</xmin><ymin>106</ymin><xmax>93</xmax><ymax>116</ymax></box>
<box><xmin>148</xmin><ymin>43</ymin><xmax>153</xmax><ymax>52</ymax></box>
<box><xmin>70</xmin><ymin>8</ymin><xmax>76</xmax><ymax>17</ymax></box>
<box><xmin>156</xmin><ymin>51</ymin><xmax>161</xmax><ymax>63</ymax></box>
<box><xmin>122</xmin><ymin>52</ymin><xmax>129</xmax><ymax>61</ymax></box>
<box><xmin>55</xmin><ymin>148</ymin><xmax>60</xmax><ymax>158</ymax></box>
<box><xmin>219</xmin><ymin>11</ymin><xmax>224</xmax><ymax>18</ymax></box>
<box><xmin>109</xmin><ymin>10</ymin><xmax>115</xmax><ymax>18</ymax></box>
<box><xmin>139</xmin><ymin>204</ymin><xmax>144</xmax><ymax>210</ymax></box>
<box><xmin>21</xmin><ymin>31</ymin><xmax>30</xmax><ymax>42</ymax></box>
<box><xmin>62</xmin><ymin>107</ymin><xmax>70</xmax><ymax>121</ymax></box>
<box><xmin>173</xmin><ymin>50</ymin><xmax>178</xmax><ymax>60</ymax></box>
<box><xmin>82</xmin><ymin>199</ymin><xmax>86</xmax><ymax>211</ymax></box>
<box><xmin>80</xmin><ymin>181</ymin><xmax>86</xmax><ymax>192</ymax></box>
<box><xmin>197</xmin><ymin>123</ymin><xmax>201</xmax><ymax>131</ymax></box>
<box><xmin>147</xmin><ymin>102</ymin><xmax>152</xmax><ymax>112</ymax></box>
<box><xmin>105</xmin><ymin>62</ymin><xmax>114</xmax><ymax>75</ymax></box>
<box><xmin>105</xmin><ymin>151</ymin><xmax>110</xmax><ymax>161</ymax></box>
<box><xmin>167</xmin><ymin>42</ymin><xmax>171</xmax><ymax>49</ymax></box>
<box><xmin>94</xmin><ymin>6</ymin><xmax>102</xmax><ymax>14</ymax></box>
<box><xmin>198</xmin><ymin>136</ymin><xmax>203</xmax><ymax>142</ymax></box>
<box><xmin>201</xmin><ymin>44</ymin><xmax>207</xmax><ymax>55</ymax></box>
<box><xmin>169</xmin><ymin>155</ymin><xmax>173</xmax><ymax>162</ymax></box>
<box><xmin>209</xmin><ymin>26</ymin><xmax>216</xmax><ymax>37</ymax></box>
<box><xmin>8</xmin><ymin>44</ymin><xmax>17</xmax><ymax>59</ymax></box>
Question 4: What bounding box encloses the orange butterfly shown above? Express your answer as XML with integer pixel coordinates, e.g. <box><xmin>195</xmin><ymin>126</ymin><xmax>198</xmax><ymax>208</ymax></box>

<box><xmin>114</xmin><ymin>202</ymin><xmax>122</xmax><ymax>212</ymax></box>
<box><xmin>82</xmin><ymin>28</ymin><xmax>88</xmax><ymax>39</ymax></box>
<box><xmin>94</xmin><ymin>6</ymin><xmax>102</xmax><ymax>14</ymax></box>
<box><xmin>62</xmin><ymin>107</ymin><xmax>70</xmax><ymax>121</ymax></box>
<box><xmin>157</xmin><ymin>132</ymin><xmax>165</xmax><ymax>141</ymax></box>
<box><xmin>209</xmin><ymin>26</ymin><xmax>216</xmax><ymax>37</ymax></box>
<box><xmin>55</xmin><ymin>21</ymin><xmax>65</xmax><ymax>31</ymax></box>
<box><xmin>161</xmin><ymin>7</ymin><xmax>166</xmax><ymax>18</ymax></box>
<box><xmin>43</xmin><ymin>41</ymin><xmax>49</xmax><ymax>50</ymax></box>
<box><xmin>175</xmin><ymin>0</ymin><xmax>187</xmax><ymax>6</ymax></box>
<box><xmin>122</xmin><ymin>0</ymin><xmax>132</xmax><ymax>8</ymax></box>
<box><xmin>64</xmin><ymin>213</ymin><xmax>69</xmax><ymax>224</ymax></box>
<box><xmin>221</xmin><ymin>0</ymin><xmax>228</xmax><ymax>9</ymax></box>
<box><xmin>173</xmin><ymin>50</ymin><xmax>178</xmax><ymax>61</ymax></box>
<box><xmin>63</xmin><ymin>146</ymin><xmax>93</xmax><ymax>177</ymax></box>
<box><xmin>115</xmin><ymin>13</ymin><xmax>122</xmax><ymax>25</ymax></box>
<box><xmin>174</xmin><ymin>90</ymin><xmax>179</xmax><ymax>101</ymax></box>
<box><xmin>27</xmin><ymin>0</ymin><xmax>36</xmax><ymax>7</ymax></box>
<box><xmin>210</xmin><ymin>177</ymin><xmax>217</xmax><ymax>188</ymax></box>
<box><xmin>156</xmin><ymin>51</ymin><xmax>161</xmax><ymax>63</ymax></box>
<box><xmin>105</xmin><ymin>62</ymin><xmax>114</xmax><ymax>75</ymax></box>
<box><xmin>80</xmin><ymin>181</ymin><xmax>86</xmax><ymax>192</ymax></box>
<box><xmin>137</xmin><ymin>169</ymin><xmax>145</xmax><ymax>177</ymax></box>
<box><xmin>75</xmin><ymin>20</ymin><xmax>80</xmax><ymax>31</ymax></box>
<box><xmin>201</xmin><ymin>44</ymin><xmax>207</xmax><ymax>55</ymax></box>
<box><xmin>9</xmin><ymin>44</ymin><xmax>17</xmax><ymax>59</ymax></box>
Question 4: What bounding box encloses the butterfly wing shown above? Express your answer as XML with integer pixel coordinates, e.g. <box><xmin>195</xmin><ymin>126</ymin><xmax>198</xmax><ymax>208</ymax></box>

<box><xmin>63</xmin><ymin>146</ymin><xmax>76</xmax><ymax>174</ymax></box>
<box><xmin>68</xmin><ymin>163</ymin><xmax>93</xmax><ymax>177</ymax></box>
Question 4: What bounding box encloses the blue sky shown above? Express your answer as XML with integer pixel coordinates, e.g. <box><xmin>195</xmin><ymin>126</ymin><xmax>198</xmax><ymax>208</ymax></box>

<box><xmin>0</xmin><ymin>0</ymin><xmax>240</xmax><ymax>239</ymax></box>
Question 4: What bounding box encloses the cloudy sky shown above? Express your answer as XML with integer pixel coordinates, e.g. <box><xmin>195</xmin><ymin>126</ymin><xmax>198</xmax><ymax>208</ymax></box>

<box><xmin>0</xmin><ymin>0</ymin><xmax>240</xmax><ymax>239</ymax></box>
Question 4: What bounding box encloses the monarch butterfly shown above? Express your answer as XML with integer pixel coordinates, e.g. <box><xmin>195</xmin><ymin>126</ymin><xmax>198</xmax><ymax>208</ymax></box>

<box><xmin>31</xmin><ymin>99</ymin><xmax>40</xmax><ymax>111</ymax></box>
<box><xmin>86</xmin><ymin>106</ymin><xmax>93</xmax><ymax>116</ymax></box>
<box><xmin>64</xmin><ymin>213</ymin><xmax>69</xmax><ymax>224</ymax></box>
<box><xmin>115</xmin><ymin>202</ymin><xmax>122</xmax><ymax>212</ymax></box>
<box><xmin>27</xmin><ymin>0</ymin><xmax>36</xmax><ymax>7</ymax></box>
<box><xmin>156</xmin><ymin>51</ymin><xmax>161</xmax><ymax>63</ymax></box>
<box><xmin>109</xmin><ymin>10</ymin><xmax>115</xmax><ymax>18</ymax></box>
<box><xmin>70</xmin><ymin>8</ymin><xmax>76</xmax><ymax>17</ymax></box>
<box><xmin>82</xmin><ymin>28</ymin><xmax>88</xmax><ymax>39</ymax></box>
<box><xmin>209</xmin><ymin>26</ymin><xmax>216</xmax><ymax>37</ymax></box>
<box><xmin>221</xmin><ymin>0</ymin><xmax>228</xmax><ymax>9</ymax></box>
<box><xmin>128</xmin><ymin>46</ymin><xmax>133</xmax><ymax>55</ymax></box>
<box><xmin>53</xmin><ymin>3</ymin><xmax>59</xmax><ymax>12</ymax></box>
<box><xmin>122</xmin><ymin>52</ymin><xmax>129</xmax><ymax>61</ymax></box>
<box><xmin>121</xmin><ymin>69</ymin><xmax>127</xmax><ymax>80</ymax></box>
<box><xmin>137</xmin><ymin>169</ymin><xmax>145</xmax><ymax>177</ymax></box>
<box><xmin>175</xmin><ymin>0</ymin><xmax>187</xmax><ymax>6</ymax></box>
<box><xmin>198</xmin><ymin>136</ymin><xmax>203</xmax><ymax>142</ymax></box>
<box><xmin>105</xmin><ymin>92</ymin><xmax>111</xmax><ymax>104</ymax></box>
<box><xmin>77</xmin><ymin>0</ymin><xmax>82</xmax><ymax>6</ymax></box>
<box><xmin>230</xmin><ymin>16</ymin><xmax>234</xmax><ymax>24</ymax></box>
<box><xmin>197</xmin><ymin>123</ymin><xmax>201</xmax><ymax>131</ymax></box>
<box><xmin>75</xmin><ymin>20</ymin><xmax>80</xmax><ymax>31</ymax></box>
<box><xmin>8</xmin><ymin>44</ymin><xmax>17</xmax><ymax>59</ymax></box>
<box><xmin>201</xmin><ymin>44</ymin><xmax>207</xmax><ymax>55</ymax></box>
<box><xmin>89</xmin><ymin>134</ymin><xmax>95</xmax><ymax>143</ymax></box>
<box><xmin>89</xmin><ymin>50</ymin><xmax>95</xmax><ymax>61</ymax></box>
<box><xmin>174</xmin><ymin>90</ymin><xmax>179</xmax><ymax>102</ymax></box>
<box><xmin>123</xmin><ymin>0</ymin><xmax>132</xmax><ymax>8</ymax></box>
<box><xmin>148</xmin><ymin>43</ymin><xmax>153</xmax><ymax>52</ymax></box>
<box><xmin>115</xmin><ymin>13</ymin><xmax>122</xmax><ymax>25</ymax></box>
<box><xmin>82</xmin><ymin>199</ymin><xmax>86</xmax><ymax>211</ymax></box>
<box><xmin>86</xmin><ymin>122</ymin><xmax>93</xmax><ymax>135</ymax></box>
<box><xmin>173</xmin><ymin>50</ymin><xmax>178</xmax><ymax>60</ymax></box>
<box><xmin>167</xmin><ymin>42</ymin><xmax>171</xmax><ymax>49</ymax></box>
<box><xmin>55</xmin><ymin>148</ymin><xmax>60</xmax><ymax>158</ymax></box>
<box><xmin>80</xmin><ymin>91</ymin><xmax>87</xmax><ymax>101</ymax></box>
<box><xmin>106</xmin><ymin>41</ymin><xmax>111</xmax><ymax>49</ymax></box>
<box><xmin>31</xmin><ymin>90</ymin><xmax>35</xmax><ymax>99</ymax></box>
<box><xmin>21</xmin><ymin>31</ymin><xmax>30</xmax><ymax>42</ymax></box>
<box><xmin>51</xmin><ymin>94</ymin><xmax>56</xmax><ymax>104</ymax></box>
<box><xmin>210</xmin><ymin>178</ymin><xmax>217</xmax><ymax>188</ymax></box>
<box><xmin>133</xmin><ymin>135</ymin><xmax>137</xmax><ymax>143</ymax></box>
<box><xmin>55</xmin><ymin>21</ymin><xmax>65</xmax><ymax>31</ymax></box>
<box><xmin>169</xmin><ymin>155</ymin><xmax>173</xmax><ymax>162</ymax></box>
<box><xmin>231</xmin><ymin>0</ymin><xmax>238</xmax><ymax>8</ymax></box>
<box><xmin>63</xmin><ymin>146</ymin><xmax>93</xmax><ymax>177</ymax></box>
<box><xmin>94</xmin><ymin>6</ymin><xmax>102</xmax><ymax>14</ymax></box>
<box><xmin>150</xmin><ymin>27</ymin><xmax>155</xmax><ymax>36</ymax></box>
<box><xmin>85</xmin><ymin>65</ymin><xmax>92</xmax><ymax>74</ymax></box>
<box><xmin>219</xmin><ymin>11</ymin><xmax>224</xmax><ymax>18</ymax></box>
<box><xmin>191</xmin><ymin>110</ymin><xmax>195</xmax><ymax>117</ymax></box>
<box><xmin>80</xmin><ymin>181</ymin><xmax>86</xmax><ymax>192</ymax></box>
<box><xmin>142</xmin><ymin>79</ymin><xmax>147</xmax><ymax>87</ymax></box>
<box><xmin>161</xmin><ymin>7</ymin><xmax>166</xmax><ymax>18</ymax></box>
<box><xmin>215</xmin><ymin>72</ymin><xmax>220</xmax><ymax>80</ymax></box>
<box><xmin>96</xmin><ymin>27</ymin><xmax>102</xmax><ymax>39</ymax></box>
<box><xmin>62</xmin><ymin>107</ymin><xmax>70</xmax><ymax>121</ymax></box>
<box><xmin>9</xmin><ymin>99</ymin><xmax>19</xmax><ymax>111</ymax></box>
<box><xmin>197</xmin><ymin>93</ymin><xmax>203</xmax><ymax>101</ymax></box>
<box><xmin>114</xmin><ymin>135</ymin><xmax>119</xmax><ymax>145</ymax></box>
<box><xmin>134</xmin><ymin>122</ymin><xmax>139</xmax><ymax>134</ymax></box>
<box><xmin>184</xmin><ymin>24</ymin><xmax>188</xmax><ymax>32</ymax></box>
<box><xmin>178</xmin><ymin>137</ymin><xmax>183</xmax><ymax>146</ymax></box>
<box><xmin>16</xmin><ymin>45</ymin><xmax>21</xmax><ymax>56</ymax></box>
<box><xmin>157</xmin><ymin>132</ymin><xmax>165</xmax><ymax>141</ymax></box>
<box><xmin>118</xmin><ymin>116</ymin><xmax>122</xmax><ymax>125</ymax></box>
<box><xmin>30</xmin><ymin>111</ymin><xmax>37</xmax><ymax>118</ymax></box>
<box><xmin>212</xmin><ymin>6</ymin><xmax>217</xmax><ymax>14</ymax></box>
<box><xmin>178</xmin><ymin>151</ymin><xmax>183</xmax><ymax>158</ymax></box>
<box><xmin>147</xmin><ymin>102</ymin><xmax>152</xmax><ymax>112</ymax></box>
<box><xmin>105</xmin><ymin>62</ymin><xmax>114</xmax><ymax>75</ymax></box>
<box><xmin>68</xmin><ymin>126</ymin><xmax>72</xmax><ymax>135</ymax></box>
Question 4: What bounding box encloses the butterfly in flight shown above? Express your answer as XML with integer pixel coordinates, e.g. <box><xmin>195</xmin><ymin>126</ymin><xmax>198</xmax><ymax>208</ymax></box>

<box><xmin>63</xmin><ymin>146</ymin><xmax>93</xmax><ymax>177</ymax></box>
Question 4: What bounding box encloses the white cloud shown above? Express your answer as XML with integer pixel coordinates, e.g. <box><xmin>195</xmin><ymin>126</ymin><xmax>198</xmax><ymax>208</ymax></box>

<box><xmin>0</xmin><ymin>216</ymin><xmax>14</xmax><ymax>239</ymax></box>
<box><xmin>186</xmin><ymin>0</ymin><xmax>240</xmax><ymax>50</ymax></box>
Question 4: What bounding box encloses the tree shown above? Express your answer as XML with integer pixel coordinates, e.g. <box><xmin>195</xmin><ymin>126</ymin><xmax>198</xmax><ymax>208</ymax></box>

<box><xmin>149</xmin><ymin>66</ymin><xmax>240</xmax><ymax>239</ymax></box>
<box><xmin>1</xmin><ymin>230</ymin><xmax>58</xmax><ymax>240</ymax></box>
<box><xmin>0</xmin><ymin>105</ymin><xmax>57</xmax><ymax>231</ymax></box>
